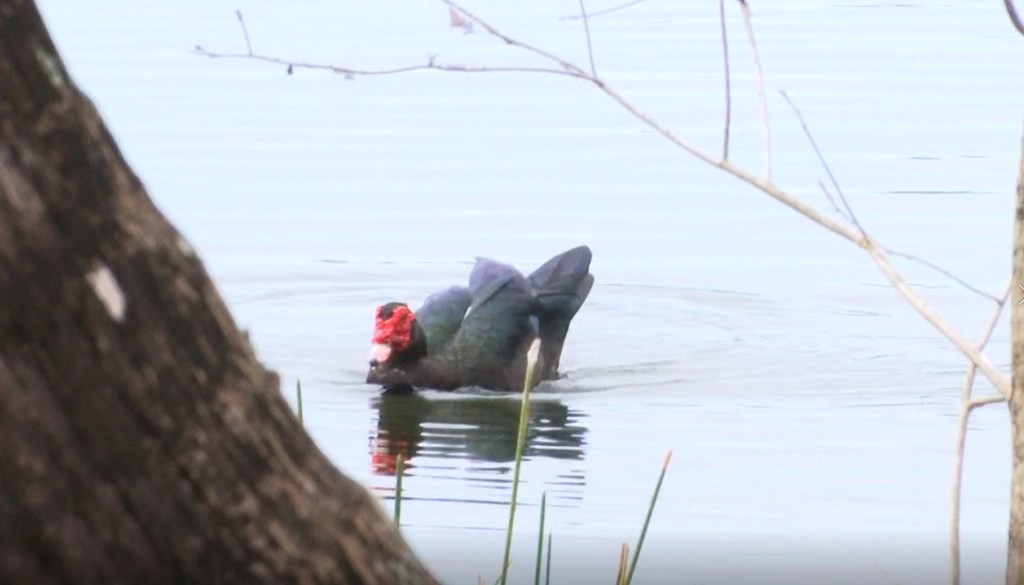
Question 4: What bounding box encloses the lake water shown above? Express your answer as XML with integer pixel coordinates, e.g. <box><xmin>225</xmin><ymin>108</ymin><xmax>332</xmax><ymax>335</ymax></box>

<box><xmin>38</xmin><ymin>0</ymin><xmax>1024</xmax><ymax>583</ymax></box>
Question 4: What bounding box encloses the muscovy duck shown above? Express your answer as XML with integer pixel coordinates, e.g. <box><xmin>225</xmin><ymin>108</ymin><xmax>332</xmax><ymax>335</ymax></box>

<box><xmin>365</xmin><ymin>245</ymin><xmax>594</xmax><ymax>393</ymax></box>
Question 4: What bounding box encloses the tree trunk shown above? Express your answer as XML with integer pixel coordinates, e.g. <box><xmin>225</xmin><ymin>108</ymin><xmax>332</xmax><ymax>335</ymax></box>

<box><xmin>1008</xmin><ymin>122</ymin><xmax>1024</xmax><ymax>585</ymax></box>
<box><xmin>0</xmin><ymin>2</ymin><xmax>438</xmax><ymax>584</ymax></box>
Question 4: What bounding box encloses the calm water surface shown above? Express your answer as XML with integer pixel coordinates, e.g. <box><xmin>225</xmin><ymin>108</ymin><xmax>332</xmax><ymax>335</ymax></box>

<box><xmin>39</xmin><ymin>0</ymin><xmax>1024</xmax><ymax>582</ymax></box>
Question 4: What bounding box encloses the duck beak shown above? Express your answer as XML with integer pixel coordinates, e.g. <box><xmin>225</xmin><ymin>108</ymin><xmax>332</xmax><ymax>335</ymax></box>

<box><xmin>368</xmin><ymin>342</ymin><xmax>392</xmax><ymax>366</ymax></box>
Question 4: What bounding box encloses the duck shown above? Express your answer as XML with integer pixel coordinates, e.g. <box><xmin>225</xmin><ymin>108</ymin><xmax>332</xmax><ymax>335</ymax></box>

<box><xmin>365</xmin><ymin>245</ymin><xmax>594</xmax><ymax>393</ymax></box>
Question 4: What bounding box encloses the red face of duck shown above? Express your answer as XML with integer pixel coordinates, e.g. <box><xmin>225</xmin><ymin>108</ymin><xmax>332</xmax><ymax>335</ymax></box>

<box><xmin>368</xmin><ymin>303</ymin><xmax>415</xmax><ymax>367</ymax></box>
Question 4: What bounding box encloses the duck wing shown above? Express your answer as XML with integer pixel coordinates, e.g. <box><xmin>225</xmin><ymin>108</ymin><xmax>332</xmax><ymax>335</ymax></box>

<box><xmin>414</xmin><ymin>285</ymin><xmax>471</xmax><ymax>355</ymax></box>
<box><xmin>527</xmin><ymin>245</ymin><xmax>594</xmax><ymax>380</ymax></box>
<box><xmin>450</xmin><ymin>257</ymin><xmax>539</xmax><ymax>389</ymax></box>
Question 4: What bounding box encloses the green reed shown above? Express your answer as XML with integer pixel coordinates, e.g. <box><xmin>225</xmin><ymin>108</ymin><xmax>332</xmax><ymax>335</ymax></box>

<box><xmin>534</xmin><ymin>492</ymin><xmax>547</xmax><ymax>585</ymax></box>
<box><xmin>623</xmin><ymin>450</ymin><xmax>673</xmax><ymax>585</ymax></box>
<box><xmin>544</xmin><ymin>533</ymin><xmax>552</xmax><ymax>585</ymax></box>
<box><xmin>499</xmin><ymin>339</ymin><xmax>543</xmax><ymax>585</ymax></box>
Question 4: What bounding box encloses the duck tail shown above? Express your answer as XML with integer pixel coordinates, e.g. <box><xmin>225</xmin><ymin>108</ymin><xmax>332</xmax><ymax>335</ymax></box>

<box><xmin>527</xmin><ymin>245</ymin><xmax>594</xmax><ymax>380</ymax></box>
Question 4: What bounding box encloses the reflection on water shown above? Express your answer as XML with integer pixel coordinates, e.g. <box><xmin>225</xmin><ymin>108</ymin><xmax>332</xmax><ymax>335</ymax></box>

<box><xmin>369</xmin><ymin>392</ymin><xmax>588</xmax><ymax>475</ymax></box>
<box><xmin>368</xmin><ymin>392</ymin><xmax>591</xmax><ymax>518</ymax></box>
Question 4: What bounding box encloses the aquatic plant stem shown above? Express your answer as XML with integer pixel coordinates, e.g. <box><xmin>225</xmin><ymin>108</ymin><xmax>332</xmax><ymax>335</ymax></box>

<box><xmin>624</xmin><ymin>450</ymin><xmax>672</xmax><ymax>585</ymax></box>
<box><xmin>544</xmin><ymin>533</ymin><xmax>552</xmax><ymax>585</ymax></box>
<box><xmin>395</xmin><ymin>453</ymin><xmax>404</xmax><ymax>525</ymax></box>
<box><xmin>615</xmin><ymin>542</ymin><xmax>629</xmax><ymax>585</ymax></box>
<box><xmin>534</xmin><ymin>492</ymin><xmax>547</xmax><ymax>585</ymax></box>
<box><xmin>499</xmin><ymin>339</ymin><xmax>542</xmax><ymax>585</ymax></box>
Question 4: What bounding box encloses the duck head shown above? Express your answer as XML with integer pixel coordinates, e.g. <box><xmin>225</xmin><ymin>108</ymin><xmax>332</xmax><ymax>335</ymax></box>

<box><xmin>368</xmin><ymin>302</ymin><xmax>426</xmax><ymax>369</ymax></box>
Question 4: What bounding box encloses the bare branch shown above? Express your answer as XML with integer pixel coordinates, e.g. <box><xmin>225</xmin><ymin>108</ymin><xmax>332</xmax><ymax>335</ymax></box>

<box><xmin>950</xmin><ymin>392</ymin><xmax>1010</xmax><ymax>582</ymax></box>
<box><xmin>192</xmin><ymin>47</ymin><xmax>581</xmax><ymax>80</ymax></box>
<box><xmin>861</xmin><ymin>240</ymin><xmax>1010</xmax><ymax>398</ymax></box>
<box><xmin>965</xmin><ymin>278</ymin><xmax>1011</xmax><ymax>399</ymax></box>
<box><xmin>737</xmin><ymin>0</ymin><xmax>771</xmax><ymax>180</ymax></box>
<box><xmin>1005</xmin><ymin>0</ymin><xmax>1024</xmax><ymax>36</ymax></box>
<box><xmin>560</xmin><ymin>0</ymin><xmax>649</xmax><ymax>21</ymax></box>
<box><xmin>783</xmin><ymin>91</ymin><xmax>995</xmax><ymax>302</ymax></box>
<box><xmin>236</xmin><ymin>10</ymin><xmax>253</xmax><ymax>55</ymax></box>
<box><xmin>950</xmin><ymin>387</ymin><xmax>1010</xmax><ymax>585</ymax></box>
<box><xmin>441</xmin><ymin>1</ymin><xmax>594</xmax><ymax>81</ymax></box>
<box><xmin>577</xmin><ymin>0</ymin><xmax>598</xmax><ymax>76</ymax></box>
<box><xmin>570</xmin><ymin>76</ymin><xmax>1012</xmax><ymax>395</ymax></box>
<box><xmin>949</xmin><ymin>279</ymin><xmax>1011</xmax><ymax>585</ymax></box>
<box><xmin>782</xmin><ymin>90</ymin><xmax>994</xmax><ymax>304</ymax></box>
<box><xmin>781</xmin><ymin>91</ymin><xmax>861</xmax><ymax>231</ymax></box>
<box><xmin>720</xmin><ymin>0</ymin><xmax>732</xmax><ymax>161</ymax></box>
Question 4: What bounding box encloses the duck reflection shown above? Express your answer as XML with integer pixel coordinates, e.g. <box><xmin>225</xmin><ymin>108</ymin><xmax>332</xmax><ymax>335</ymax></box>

<box><xmin>369</xmin><ymin>392</ymin><xmax>588</xmax><ymax>476</ymax></box>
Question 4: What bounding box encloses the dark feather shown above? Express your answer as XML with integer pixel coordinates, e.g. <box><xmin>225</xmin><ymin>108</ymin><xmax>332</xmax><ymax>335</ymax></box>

<box><xmin>526</xmin><ymin>245</ymin><xmax>594</xmax><ymax>380</ymax></box>
<box><xmin>414</xmin><ymin>285</ymin><xmax>471</xmax><ymax>355</ymax></box>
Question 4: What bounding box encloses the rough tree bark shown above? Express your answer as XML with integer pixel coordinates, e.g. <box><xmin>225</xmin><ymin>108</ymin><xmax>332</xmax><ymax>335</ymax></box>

<box><xmin>0</xmin><ymin>1</ymin><xmax>439</xmax><ymax>584</ymax></box>
<box><xmin>1009</xmin><ymin>122</ymin><xmax>1024</xmax><ymax>585</ymax></box>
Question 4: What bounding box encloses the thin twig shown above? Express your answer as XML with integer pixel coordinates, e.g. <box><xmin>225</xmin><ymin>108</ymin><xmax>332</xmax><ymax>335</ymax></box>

<box><xmin>719</xmin><ymin>0</ymin><xmax>731</xmax><ymax>161</ymax></box>
<box><xmin>442</xmin><ymin>1</ymin><xmax>593</xmax><ymax>80</ymax></box>
<box><xmin>1005</xmin><ymin>0</ymin><xmax>1024</xmax><ymax>36</ymax></box>
<box><xmin>786</xmin><ymin>89</ymin><xmax>991</xmax><ymax>302</ymax></box>
<box><xmin>737</xmin><ymin>0</ymin><xmax>771</xmax><ymax>180</ymax></box>
<box><xmin>577</xmin><ymin>0</ymin><xmax>597</xmax><ymax>76</ymax></box>
<box><xmin>883</xmin><ymin>248</ymin><xmax>1002</xmax><ymax>304</ymax></box>
<box><xmin>781</xmin><ymin>90</ymin><xmax>860</xmax><ymax>231</ymax></box>
<box><xmin>561</xmin><ymin>0</ymin><xmax>648</xmax><ymax>21</ymax></box>
<box><xmin>818</xmin><ymin>181</ymin><xmax>849</xmax><ymax>221</ymax></box>
<box><xmin>193</xmin><ymin>47</ymin><xmax>580</xmax><ymax>80</ymax></box>
<box><xmin>236</xmin><ymin>10</ymin><xmax>253</xmax><ymax>55</ymax></box>
<box><xmin>949</xmin><ymin>278</ymin><xmax>1011</xmax><ymax>585</ymax></box>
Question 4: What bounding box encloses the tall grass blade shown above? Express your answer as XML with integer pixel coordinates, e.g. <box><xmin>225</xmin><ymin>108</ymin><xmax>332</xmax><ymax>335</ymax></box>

<box><xmin>616</xmin><ymin>542</ymin><xmax>630</xmax><ymax>585</ymax></box>
<box><xmin>544</xmin><ymin>533</ymin><xmax>552</xmax><ymax>585</ymax></box>
<box><xmin>296</xmin><ymin>379</ymin><xmax>304</xmax><ymax>425</ymax></box>
<box><xmin>493</xmin><ymin>563</ymin><xmax>510</xmax><ymax>585</ymax></box>
<box><xmin>624</xmin><ymin>450</ymin><xmax>673</xmax><ymax>585</ymax></box>
<box><xmin>394</xmin><ymin>453</ymin><xmax>404</xmax><ymax>525</ymax></box>
<box><xmin>499</xmin><ymin>339</ymin><xmax>542</xmax><ymax>585</ymax></box>
<box><xmin>534</xmin><ymin>491</ymin><xmax>547</xmax><ymax>585</ymax></box>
